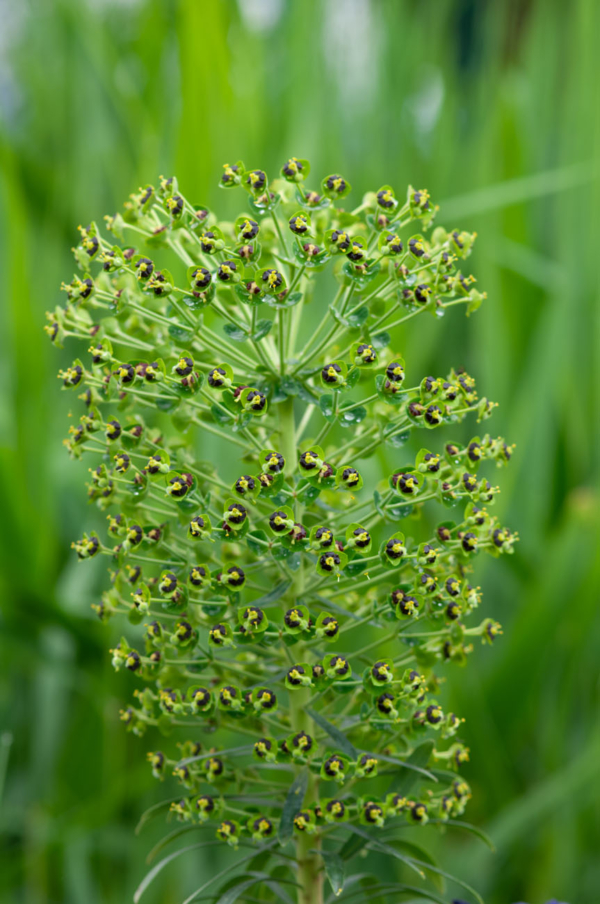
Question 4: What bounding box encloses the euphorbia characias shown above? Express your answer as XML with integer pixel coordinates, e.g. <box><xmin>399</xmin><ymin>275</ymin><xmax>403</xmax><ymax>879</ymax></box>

<box><xmin>49</xmin><ymin>157</ymin><xmax>517</xmax><ymax>904</ymax></box>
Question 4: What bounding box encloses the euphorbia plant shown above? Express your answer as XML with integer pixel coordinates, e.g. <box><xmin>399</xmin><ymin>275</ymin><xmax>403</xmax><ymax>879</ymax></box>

<box><xmin>49</xmin><ymin>158</ymin><xmax>516</xmax><ymax>904</ymax></box>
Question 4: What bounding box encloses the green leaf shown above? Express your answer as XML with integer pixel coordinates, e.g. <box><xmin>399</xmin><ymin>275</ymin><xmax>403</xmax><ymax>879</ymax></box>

<box><xmin>339</xmin><ymin>831</ymin><xmax>369</xmax><ymax>862</ymax></box>
<box><xmin>319</xmin><ymin>393</ymin><xmax>336</xmax><ymax>422</ymax></box>
<box><xmin>168</xmin><ymin>324</ymin><xmax>194</xmax><ymax>344</ymax></box>
<box><xmin>296</xmin><ymin>483</ymin><xmax>321</xmax><ymax>505</ymax></box>
<box><xmin>215</xmin><ymin>872</ymin><xmax>296</xmax><ymax>904</ymax></box>
<box><xmin>370</xmin><ymin>747</ymin><xmax>436</xmax><ymax>782</ymax></box>
<box><xmin>440</xmin><ymin>161</ymin><xmax>592</xmax><ymax>219</ymax></box>
<box><xmin>280</xmin><ymin>375</ymin><xmax>301</xmax><ymax>396</ymax></box>
<box><xmin>350</xmin><ymin>883</ymin><xmax>448</xmax><ymax>904</ymax></box>
<box><xmin>433</xmin><ymin>818</ymin><xmax>496</xmax><ymax>851</ymax></box>
<box><xmin>306</xmin><ymin>708</ymin><xmax>357</xmax><ymax>759</ymax></box>
<box><xmin>371</xmin><ymin>331</ymin><xmax>390</xmax><ymax>349</ymax></box>
<box><xmin>343</xmin><ymin>826</ymin><xmax>426</xmax><ymax>881</ymax></box>
<box><xmin>246</xmin><ymin>529</ymin><xmax>269</xmax><ymax>554</ymax></box>
<box><xmin>286</xmin><ymin>552</ymin><xmax>302</xmax><ymax>571</ymax></box>
<box><xmin>350</xmin><ymin>876</ymin><xmax>391</xmax><ymax>904</ymax></box>
<box><xmin>135</xmin><ymin>797</ymin><xmax>180</xmax><ymax>834</ymax></box>
<box><xmin>311</xmin><ymin>595</ymin><xmax>362</xmax><ymax>620</ymax></box>
<box><xmin>339</xmin><ymin>405</ymin><xmax>367</xmax><ymax>427</ymax></box>
<box><xmin>253</xmin><ymin>318</ymin><xmax>273</xmax><ymax>341</ymax></box>
<box><xmin>177</xmin><ymin>744</ymin><xmax>253</xmax><ymax>768</ymax></box>
<box><xmin>182</xmin><ymin>293</ymin><xmax>210</xmax><ymax>311</ymax></box>
<box><xmin>342</xmin><ymin>559</ymin><xmax>369</xmax><ymax>577</ymax></box>
<box><xmin>296</xmin><ymin>380</ymin><xmax>317</xmax><ymax>403</ymax></box>
<box><xmin>264</xmin><ymin>291</ymin><xmax>303</xmax><ymax>309</ymax></box>
<box><xmin>385</xmin><ymin>429</ymin><xmax>410</xmax><ymax>448</ymax></box>
<box><xmin>250</xmin><ymin>580</ymin><xmax>291</xmax><ymax>607</ymax></box>
<box><xmin>385</xmin><ymin>502</ymin><xmax>414</xmax><ymax>521</ymax></box>
<box><xmin>271</xmin><ymin>543</ymin><xmax>294</xmax><ymax>561</ymax></box>
<box><xmin>385</xmin><ymin>740</ymin><xmax>435</xmax><ymax>796</ymax></box>
<box><xmin>223</xmin><ymin>322</ymin><xmax>249</xmax><ymax>342</ymax></box>
<box><xmin>403</xmin><ymin>857</ymin><xmax>484</xmax><ymax>904</ymax></box>
<box><xmin>180</xmin><ymin>844</ymin><xmax>278</xmax><ymax>904</ymax></box>
<box><xmin>211</xmin><ymin>403</ymin><xmax>234</xmax><ymax>426</ymax></box>
<box><xmin>172</xmin><ymin>409</ymin><xmax>192</xmax><ymax>433</ymax></box>
<box><xmin>346</xmin><ymin>305</ymin><xmax>369</xmax><ymax>329</ymax></box>
<box><xmin>241</xmin><ymin>849</ymin><xmax>273</xmax><ymax>876</ymax></box>
<box><xmin>225</xmin><ymin>795</ymin><xmax>284</xmax><ymax>809</ymax></box>
<box><xmin>321</xmin><ymin>850</ymin><xmax>345</xmax><ymax>897</ymax></box>
<box><xmin>145</xmin><ymin>825</ymin><xmax>200</xmax><ymax>864</ymax></box>
<box><xmin>278</xmin><ymin>769</ymin><xmax>308</xmax><ymax>843</ymax></box>
<box><xmin>133</xmin><ymin>841</ymin><xmax>222</xmax><ymax>902</ymax></box>
<box><xmin>344</xmin><ymin>368</ymin><xmax>361</xmax><ymax>391</ymax></box>
<box><xmin>388</xmin><ymin>840</ymin><xmax>445</xmax><ymax>892</ymax></box>
<box><xmin>155</xmin><ymin>395</ymin><xmax>180</xmax><ymax>413</ymax></box>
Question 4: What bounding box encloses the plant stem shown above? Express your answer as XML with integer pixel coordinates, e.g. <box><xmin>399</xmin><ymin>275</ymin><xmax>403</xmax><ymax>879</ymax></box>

<box><xmin>292</xmin><ymin>284</ymin><xmax>345</xmax><ymax>368</ymax></box>
<box><xmin>271</xmin><ymin>209</ymin><xmax>292</xmax><ymax>276</ymax></box>
<box><xmin>295</xmin><ymin>403</ymin><xmax>315</xmax><ymax>444</ymax></box>
<box><xmin>277</xmin><ymin>397</ymin><xmax>323</xmax><ymax>904</ymax></box>
<box><xmin>278</xmin><ymin>309</ymin><xmax>286</xmax><ymax>374</ymax></box>
<box><xmin>286</xmin><ymin>263</ymin><xmax>306</xmax><ymax>297</ymax></box>
<box><xmin>339</xmin><ymin>392</ymin><xmax>378</xmax><ymax>413</ymax></box>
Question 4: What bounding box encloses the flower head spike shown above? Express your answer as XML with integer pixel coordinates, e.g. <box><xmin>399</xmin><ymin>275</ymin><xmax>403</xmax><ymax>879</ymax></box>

<box><xmin>51</xmin><ymin>161</ymin><xmax>515</xmax><ymax>904</ymax></box>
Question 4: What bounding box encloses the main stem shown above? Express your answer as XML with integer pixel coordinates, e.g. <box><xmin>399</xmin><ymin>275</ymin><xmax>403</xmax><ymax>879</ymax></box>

<box><xmin>278</xmin><ymin>397</ymin><xmax>323</xmax><ymax>904</ymax></box>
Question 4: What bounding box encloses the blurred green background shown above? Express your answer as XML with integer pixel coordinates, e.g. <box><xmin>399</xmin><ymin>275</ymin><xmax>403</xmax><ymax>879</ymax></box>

<box><xmin>1</xmin><ymin>0</ymin><xmax>598</xmax><ymax>902</ymax></box>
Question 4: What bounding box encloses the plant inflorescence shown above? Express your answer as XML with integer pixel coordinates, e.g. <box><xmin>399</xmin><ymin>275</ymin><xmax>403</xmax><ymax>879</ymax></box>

<box><xmin>49</xmin><ymin>158</ymin><xmax>516</xmax><ymax>904</ymax></box>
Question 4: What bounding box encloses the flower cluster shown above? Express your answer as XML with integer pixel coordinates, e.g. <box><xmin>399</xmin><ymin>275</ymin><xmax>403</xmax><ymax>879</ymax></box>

<box><xmin>50</xmin><ymin>159</ymin><xmax>516</xmax><ymax>904</ymax></box>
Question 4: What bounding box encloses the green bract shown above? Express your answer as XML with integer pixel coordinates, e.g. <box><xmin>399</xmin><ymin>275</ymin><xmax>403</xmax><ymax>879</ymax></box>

<box><xmin>52</xmin><ymin>160</ymin><xmax>517</xmax><ymax>904</ymax></box>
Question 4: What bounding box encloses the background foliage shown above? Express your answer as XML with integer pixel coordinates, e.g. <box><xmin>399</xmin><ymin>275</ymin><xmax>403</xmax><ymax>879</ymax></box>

<box><xmin>0</xmin><ymin>1</ymin><xmax>598</xmax><ymax>902</ymax></box>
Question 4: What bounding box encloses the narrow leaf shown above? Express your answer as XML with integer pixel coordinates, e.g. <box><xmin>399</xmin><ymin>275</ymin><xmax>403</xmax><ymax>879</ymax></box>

<box><xmin>327</xmin><ymin>880</ymin><xmax>447</xmax><ymax>904</ymax></box>
<box><xmin>134</xmin><ymin>841</ymin><xmax>222</xmax><ymax>902</ymax></box>
<box><xmin>216</xmin><ymin>871</ymin><xmax>296</xmax><ymax>904</ymax></box>
<box><xmin>177</xmin><ymin>744</ymin><xmax>253</xmax><ymax>768</ymax></box>
<box><xmin>385</xmin><ymin>740</ymin><xmax>434</xmax><ymax>797</ymax></box>
<box><xmin>321</xmin><ymin>850</ymin><xmax>346</xmax><ymax>897</ymax></box>
<box><xmin>366</xmin><ymin>746</ymin><xmax>436</xmax><ymax>783</ymax></box>
<box><xmin>430</xmin><ymin>818</ymin><xmax>495</xmax><ymax>851</ymax></box>
<box><xmin>312</xmin><ymin>595</ymin><xmax>361</xmax><ymax>620</ymax></box>
<box><xmin>307</xmin><ymin>708</ymin><xmax>358</xmax><ymax>759</ymax></box>
<box><xmin>135</xmin><ymin>797</ymin><xmax>180</xmax><ymax>834</ymax></box>
<box><xmin>323</xmin><ymin>872</ymin><xmax>376</xmax><ymax>904</ymax></box>
<box><xmin>278</xmin><ymin>769</ymin><xmax>308</xmax><ymax>842</ymax></box>
<box><xmin>388</xmin><ymin>840</ymin><xmax>445</xmax><ymax>892</ymax></box>
<box><xmin>181</xmin><ymin>844</ymin><xmax>277</xmax><ymax>904</ymax></box>
<box><xmin>405</xmin><ymin>857</ymin><xmax>484</xmax><ymax>904</ymax></box>
<box><xmin>225</xmin><ymin>795</ymin><xmax>284</xmax><ymax>809</ymax></box>
<box><xmin>440</xmin><ymin>161</ymin><xmax>592</xmax><ymax>219</ymax></box>
<box><xmin>339</xmin><ymin>831</ymin><xmax>369</xmax><ymax>862</ymax></box>
<box><xmin>344</xmin><ymin>826</ymin><xmax>426</xmax><ymax>880</ymax></box>
<box><xmin>146</xmin><ymin>825</ymin><xmax>202</xmax><ymax>864</ymax></box>
<box><xmin>250</xmin><ymin>580</ymin><xmax>291</xmax><ymax>607</ymax></box>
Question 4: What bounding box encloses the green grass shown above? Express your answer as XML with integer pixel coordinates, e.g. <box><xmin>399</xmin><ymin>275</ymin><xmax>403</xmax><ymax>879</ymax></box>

<box><xmin>0</xmin><ymin>0</ymin><xmax>598</xmax><ymax>902</ymax></box>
